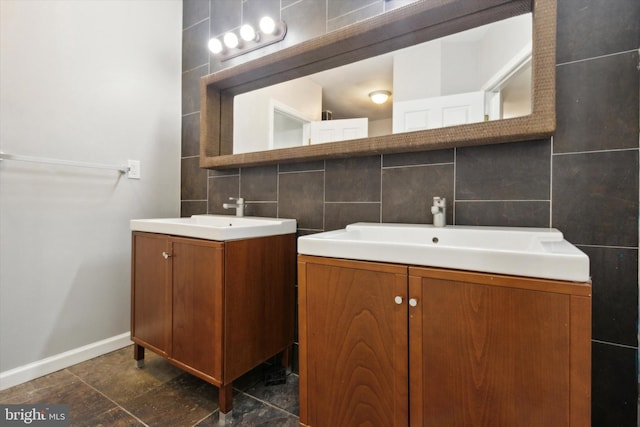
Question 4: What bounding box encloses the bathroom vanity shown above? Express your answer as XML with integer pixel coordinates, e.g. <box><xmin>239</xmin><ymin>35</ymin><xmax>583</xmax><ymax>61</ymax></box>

<box><xmin>298</xmin><ymin>223</ymin><xmax>591</xmax><ymax>427</ymax></box>
<box><xmin>130</xmin><ymin>215</ymin><xmax>296</xmax><ymax>418</ymax></box>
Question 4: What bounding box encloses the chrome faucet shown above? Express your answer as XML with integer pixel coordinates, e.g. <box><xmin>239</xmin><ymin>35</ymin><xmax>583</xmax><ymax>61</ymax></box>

<box><xmin>431</xmin><ymin>197</ymin><xmax>446</xmax><ymax>227</ymax></box>
<box><xmin>223</xmin><ymin>197</ymin><xmax>245</xmax><ymax>217</ymax></box>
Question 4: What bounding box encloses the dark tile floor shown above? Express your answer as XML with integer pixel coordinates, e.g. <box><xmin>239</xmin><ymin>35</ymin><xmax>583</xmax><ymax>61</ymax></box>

<box><xmin>0</xmin><ymin>346</ymin><xmax>299</xmax><ymax>426</ymax></box>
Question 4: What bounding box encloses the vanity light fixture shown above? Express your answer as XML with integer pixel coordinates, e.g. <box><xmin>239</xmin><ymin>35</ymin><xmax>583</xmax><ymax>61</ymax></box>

<box><xmin>240</xmin><ymin>24</ymin><xmax>257</xmax><ymax>42</ymax></box>
<box><xmin>208</xmin><ymin>17</ymin><xmax>287</xmax><ymax>61</ymax></box>
<box><xmin>369</xmin><ymin>90</ymin><xmax>392</xmax><ymax>104</ymax></box>
<box><xmin>259</xmin><ymin>16</ymin><xmax>276</xmax><ymax>34</ymax></box>
<box><xmin>223</xmin><ymin>32</ymin><xmax>239</xmax><ymax>49</ymax></box>
<box><xmin>208</xmin><ymin>38</ymin><xmax>223</xmax><ymax>54</ymax></box>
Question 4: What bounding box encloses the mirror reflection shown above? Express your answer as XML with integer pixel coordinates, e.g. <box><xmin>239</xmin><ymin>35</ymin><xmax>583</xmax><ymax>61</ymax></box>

<box><xmin>233</xmin><ymin>13</ymin><xmax>531</xmax><ymax>155</ymax></box>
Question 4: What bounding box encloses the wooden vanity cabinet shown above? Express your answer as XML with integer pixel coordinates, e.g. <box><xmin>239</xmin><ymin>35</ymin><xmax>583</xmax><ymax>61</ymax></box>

<box><xmin>132</xmin><ymin>231</ymin><xmax>296</xmax><ymax>415</ymax></box>
<box><xmin>298</xmin><ymin>255</ymin><xmax>591</xmax><ymax>427</ymax></box>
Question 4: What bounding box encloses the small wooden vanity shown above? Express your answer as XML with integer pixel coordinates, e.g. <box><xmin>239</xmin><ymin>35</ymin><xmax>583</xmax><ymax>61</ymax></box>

<box><xmin>298</xmin><ymin>255</ymin><xmax>591</xmax><ymax>427</ymax></box>
<box><xmin>131</xmin><ymin>231</ymin><xmax>296</xmax><ymax>417</ymax></box>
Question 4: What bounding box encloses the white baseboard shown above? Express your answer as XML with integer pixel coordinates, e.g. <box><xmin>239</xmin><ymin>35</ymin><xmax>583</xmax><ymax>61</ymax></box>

<box><xmin>0</xmin><ymin>332</ymin><xmax>132</xmax><ymax>391</ymax></box>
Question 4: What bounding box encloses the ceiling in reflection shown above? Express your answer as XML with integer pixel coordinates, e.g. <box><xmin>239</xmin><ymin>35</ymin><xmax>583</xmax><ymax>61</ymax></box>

<box><xmin>306</xmin><ymin>13</ymin><xmax>531</xmax><ymax>122</ymax></box>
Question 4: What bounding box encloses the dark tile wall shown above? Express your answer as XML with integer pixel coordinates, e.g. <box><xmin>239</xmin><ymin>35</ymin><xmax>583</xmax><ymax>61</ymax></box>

<box><xmin>182</xmin><ymin>0</ymin><xmax>640</xmax><ymax>424</ymax></box>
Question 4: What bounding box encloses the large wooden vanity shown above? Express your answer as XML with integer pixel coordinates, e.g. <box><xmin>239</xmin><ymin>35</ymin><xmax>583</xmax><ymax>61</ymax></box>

<box><xmin>131</xmin><ymin>231</ymin><xmax>296</xmax><ymax>417</ymax></box>
<box><xmin>298</xmin><ymin>255</ymin><xmax>591</xmax><ymax>427</ymax></box>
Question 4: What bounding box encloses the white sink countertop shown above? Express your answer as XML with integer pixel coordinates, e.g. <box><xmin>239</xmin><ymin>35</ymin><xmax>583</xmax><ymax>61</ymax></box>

<box><xmin>298</xmin><ymin>223</ymin><xmax>590</xmax><ymax>282</ymax></box>
<box><xmin>131</xmin><ymin>215</ymin><xmax>296</xmax><ymax>241</ymax></box>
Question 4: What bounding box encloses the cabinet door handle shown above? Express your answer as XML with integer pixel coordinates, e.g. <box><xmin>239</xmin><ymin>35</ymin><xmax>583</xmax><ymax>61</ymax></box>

<box><xmin>409</xmin><ymin>298</ymin><xmax>418</xmax><ymax>307</ymax></box>
<box><xmin>394</xmin><ymin>296</ymin><xmax>403</xmax><ymax>305</ymax></box>
<box><xmin>162</xmin><ymin>251</ymin><xmax>172</xmax><ymax>259</ymax></box>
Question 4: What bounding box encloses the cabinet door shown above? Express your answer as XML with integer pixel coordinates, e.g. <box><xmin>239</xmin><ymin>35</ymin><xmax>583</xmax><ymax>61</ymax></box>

<box><xmin>299</xmin><ymin>257</ymin><xmax>408</xmax><ymax>427</ymax></box>
<box><xmin>171</xmin><ymin>237</ymin><xmax>224</xmax><ymax>382</ymax></box>
<box><xmin>131</xmin><ymin>232</ymin><xmax>171</xmax><ymax>356</ymax></box>
<box><xmin>409</xmin><ymin>268</ymin><xmax>591</xmax><ymax>427</ymax></box>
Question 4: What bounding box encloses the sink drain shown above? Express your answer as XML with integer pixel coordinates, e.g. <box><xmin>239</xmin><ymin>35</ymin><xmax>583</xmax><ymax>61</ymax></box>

<box><xmin>432</xmin><ymin>237</ymin><xmax>439</xmax><ymax>243</ymax></box>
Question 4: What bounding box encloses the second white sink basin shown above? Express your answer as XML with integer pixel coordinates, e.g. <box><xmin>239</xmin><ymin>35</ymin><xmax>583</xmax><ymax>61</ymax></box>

<box><xmin>131</xmin><ymin>215</ymin><xmax>296</xmax><ymax>241</ymax></box>
<box><xmin>298</xmin><ymin>223</ymin><xmax>589</xmax><ymax>282</ymax></box>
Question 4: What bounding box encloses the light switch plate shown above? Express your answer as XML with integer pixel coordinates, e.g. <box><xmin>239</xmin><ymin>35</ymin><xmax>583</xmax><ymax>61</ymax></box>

<box><xmin>128</xmin><ymin>160</ymin><xmax>141</xmax><ymax>179</ymax></box>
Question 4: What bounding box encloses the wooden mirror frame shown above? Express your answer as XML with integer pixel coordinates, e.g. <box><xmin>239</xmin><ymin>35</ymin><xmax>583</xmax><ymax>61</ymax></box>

<box><xmin>200</xmin><ymin>0</ymin><xmax>555</xmax><ymax>169</ymax></box>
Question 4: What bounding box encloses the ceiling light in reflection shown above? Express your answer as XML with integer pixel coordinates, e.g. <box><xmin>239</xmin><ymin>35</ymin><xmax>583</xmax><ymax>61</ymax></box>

<box><xmin>369</xmin><ymin>90</ymin><xmax>392</xmax><ymax>104</ymax></box>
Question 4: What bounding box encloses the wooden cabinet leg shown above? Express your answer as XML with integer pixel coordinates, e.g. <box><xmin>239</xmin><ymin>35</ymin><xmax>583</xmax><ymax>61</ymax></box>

<box><xmin>134</xmin><ymin>344</ymin><xmax>145</xmax><ymax>368</ymax></box>
<box><xmin>281</xmin><ymin>346</ymin><xmax>292</xmax><ymax>374</ymax></box>
<box><xmin>219</xmin><ymin>383</ymin><xmax>233</xmax><ymax>415</ymax></box>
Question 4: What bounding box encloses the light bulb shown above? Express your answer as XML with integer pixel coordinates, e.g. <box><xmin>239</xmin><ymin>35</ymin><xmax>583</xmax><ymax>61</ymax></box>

<box><xmin>259</xmin><ymin>16</ymin><xmax>276</xmax><ymax>34</ymax></box>
<box><xmin>223</xmin><ymin>32</ymin><xmax>239</xmax><ymax>49</ymax></box>
<box><xmin>240</xmin><ymin>24</ymin><xmax>256</xmax><ymax>42</ymax></box>
<box><xmin>208</xmin><ymin>38</ymin><xmax>223</xmax><ymax>54</ymax></box>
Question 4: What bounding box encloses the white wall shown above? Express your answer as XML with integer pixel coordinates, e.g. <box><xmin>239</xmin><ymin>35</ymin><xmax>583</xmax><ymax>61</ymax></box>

<box><xmin>393</xmin><ymin>40</ymin><xmax>443</xmax><ymax>102</ymax></box>
<box><xmin>478</xmin><ymin>14</ymin><xmax>532</xmax><ymax>87</ymax></box>
<box><xmin>393</xmin><ymin>14</ymin><xmax>531</xmax><ymax>102</ymax></box>
<box><xmin>0</xmin><ymin>0</ymin><xmax>181</xmax><ymax>388</ymax></box>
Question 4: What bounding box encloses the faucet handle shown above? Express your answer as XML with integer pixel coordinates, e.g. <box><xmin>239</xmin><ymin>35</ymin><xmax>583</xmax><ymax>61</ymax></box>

<box><xmin>228</xmin><ymin>197</ymin><xmax>244</xmax><ymax>203</ymax></box>
<box><xmin>433</xmin><ymin>196</ymin><xmax>445</xmax><ymax>206</ymax></box>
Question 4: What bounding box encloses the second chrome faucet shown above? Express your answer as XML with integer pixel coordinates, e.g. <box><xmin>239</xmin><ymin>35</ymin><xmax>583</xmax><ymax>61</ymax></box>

<box><xmin>431</xmin><ymin>197</ymin><xmax>446</xmax><ymax>227</ymax></box>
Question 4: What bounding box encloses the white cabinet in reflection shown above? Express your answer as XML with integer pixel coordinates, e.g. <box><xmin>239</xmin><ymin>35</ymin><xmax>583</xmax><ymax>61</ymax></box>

<box><xmin>309</xmin><ymin>118</ymin><xmax>368</xmax><ymax>144</ymax></box>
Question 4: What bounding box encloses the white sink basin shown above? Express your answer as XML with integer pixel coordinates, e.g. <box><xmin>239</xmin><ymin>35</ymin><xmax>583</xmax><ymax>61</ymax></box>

<box><xmin>298</xmin><ymin>223</ymin><xmax>589</xmax><ymax>282</ymax></box>
<box><xmin>130</xmin><ymin>215</ymin><xmax>296</xmax><ymax>241</ymax></box>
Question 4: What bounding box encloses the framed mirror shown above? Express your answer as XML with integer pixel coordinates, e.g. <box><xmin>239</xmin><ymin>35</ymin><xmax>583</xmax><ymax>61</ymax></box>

<box><xmin>200</xmin><ymin>0</ymin><xmax>555</xmax><ymax>169</ymax></box>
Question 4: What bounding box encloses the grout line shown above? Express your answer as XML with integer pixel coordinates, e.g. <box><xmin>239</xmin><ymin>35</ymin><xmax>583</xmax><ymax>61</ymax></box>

<box><xmin>381</xmin><ymin>161</ymin><xmax>454</xmax><ymax>170</ymax></box>
<box><xmin>455</xmin><ymin>199</ymin><xmax>551</xmax><ymax>203</ymax></box>
<box><xmin>552</xmin><ymin>147</ymin><xmax>639</xmax><ymax>156</ymax></box>
<box><xmin>65</xmin><ymin>369</ymin><xmax>150</xmax><ymax>427</ymax></box>
<box><xmin>556</xmin><ymin>49</ymin><xmax>639</xmax><ymax>67</ymax></box>
<box><xmin>298</xmin><ymin>227</ymin><xmax>324</xmax><ymax>233</ymax></box>
<box><xmin>326</xmin><ymin>2</ymin><xmax>379</xmax><ymax>27</ymax></box>
<box><xmin>206</xmin><ymin>164</ymin><xmax>210</xmax><ymax>214</ymax></box>
<box><xmin>193</xmin><ymin>411</ymin><xmax>216</xmax><ymax>426</ymax></box>
<box><xmin>278</xmin><ymin>168</ymin><xmax>325</xmax><ymax>174</ymax></box>
<box><xmin>322</xmin><ymin>160</ymin><xmax>326</xmax><ymax>231</ymax></box>
<box><xmin>181</xmin><ymin>63</ymin><xmax>208</xmax><ymax>75</ymax></box>
<box><xmin>234</xmin><ymin>390</ymin><xmax>300</xmax><ymax>421</ymax></box>
<box><xmin>182</xmin><ymin>17</ymin><xmax>209</xmax><ymax>32</ymax></box>
<box><xmin>549</xmin><ymin>135</ymin><xmax>554</xmax><ymax>227</ymax></box>
<box><xmin>282</xmin><ymin>0</ymin><xmax>304</xmax><ymax>10</ymax></box>
<box><xmin>324</xmin><ymin>201</ymin><xmax>380</xmax><ymax>204</ymax></box>
<box><xmin>592</xmin><ymin>339</ymin><xmax>638</xmax><ymax>350</ymax></box>
<box><xmin>379</xmin><ymin>155</ymin><xmax>383</xmax><ymax>223</ymax></box>
<box><xmin>237</xmin><ymin>375</ymin><xmax>301</xmax><ymax>419</ymax></box>
<box><xmin>577</xmin><ymin>243</ymin><xmax>638</xmax><ymax>250</ymax></box>
<box><xmin>453</xmin><ymin>147</ymin><xmax>457</xmax><ymax>225</ymax></box>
